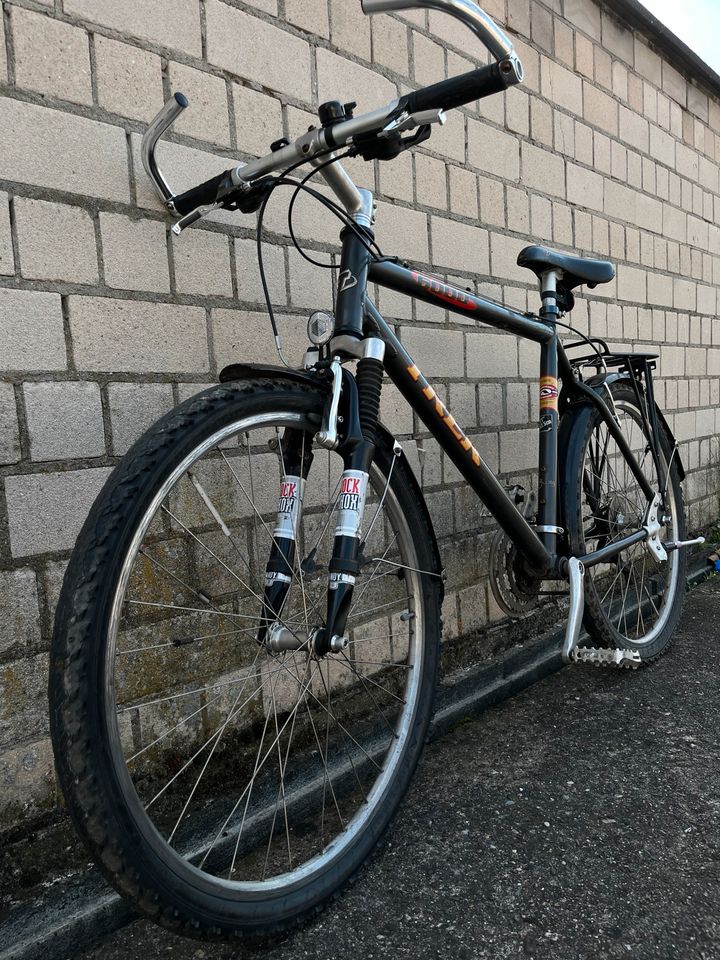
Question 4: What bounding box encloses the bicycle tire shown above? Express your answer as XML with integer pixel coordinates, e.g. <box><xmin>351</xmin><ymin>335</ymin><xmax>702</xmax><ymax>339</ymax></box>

<box><xmin>49</xmin><ymin>378</ymin><xmax>442</xmax><ymax>940</ymax></box>
<box><xmin>563</xmin><ymin>380</ymin><xmax>686</xmax><ymax>660</ymax></box>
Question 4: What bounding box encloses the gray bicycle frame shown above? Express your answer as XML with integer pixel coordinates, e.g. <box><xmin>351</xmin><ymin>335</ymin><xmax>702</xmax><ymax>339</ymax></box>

<box><xmin>327</xmin><ymin>238</ymin><xmax>657</xmax><ymax>579</ymax></box>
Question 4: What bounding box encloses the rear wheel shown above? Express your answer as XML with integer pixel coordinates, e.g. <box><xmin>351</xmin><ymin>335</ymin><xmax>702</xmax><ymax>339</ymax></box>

<box><xmin>565</xmin><ymin>381</ymin><xmax>686</xmax><ymax>660</ymax></box>
<box><xmin>50</xmin><ymin>378</ymin><xmax>442</xmax><ymax>940</ymax></box>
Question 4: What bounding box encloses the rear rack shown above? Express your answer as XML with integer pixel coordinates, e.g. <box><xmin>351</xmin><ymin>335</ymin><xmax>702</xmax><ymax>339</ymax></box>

<box><xmin>564</xmin><ymin>338</ymin><xmax>658</xmax><ymax>376</ymax></box>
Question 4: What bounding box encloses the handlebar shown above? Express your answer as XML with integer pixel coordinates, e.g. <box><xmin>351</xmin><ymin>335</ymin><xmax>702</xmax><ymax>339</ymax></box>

<box><xmin>360</xmin><ymin>0</ymin><xmax>515</xmax><ymax>62</ymax></box>
<box><xmin>142</xmin><ymin>0</ymin><xmax>523</xmax><ymax>231</ymax></box>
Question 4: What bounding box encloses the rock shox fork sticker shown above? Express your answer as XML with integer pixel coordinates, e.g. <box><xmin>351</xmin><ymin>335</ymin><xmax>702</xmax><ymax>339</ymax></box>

<box><xmin>539</xmin><ymin>376</ymin><xmax>559</xmax><ymax>411</ymax></box>
<box><xmin>335</xmin><ymin>470</ymin><xmax>369</xmax><ymax>539</ymax></box>
<box><xmin>273</xmin><ymin>475</ymin><xmax>305</xmax><ymax>541</ymax></box>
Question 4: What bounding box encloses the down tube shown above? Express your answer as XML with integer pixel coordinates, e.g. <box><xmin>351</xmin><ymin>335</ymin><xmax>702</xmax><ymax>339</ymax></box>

<box><xmin>364</xmin><ymin>301</ymin><xmax>553</xmax><ymax>576</ymax></box>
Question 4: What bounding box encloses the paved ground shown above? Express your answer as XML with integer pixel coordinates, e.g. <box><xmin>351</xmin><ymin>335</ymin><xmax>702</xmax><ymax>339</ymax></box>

<box><xmin>78</xmin><ymin>576</ymin><xmax>720</xmax><ymax>960</ymax></box>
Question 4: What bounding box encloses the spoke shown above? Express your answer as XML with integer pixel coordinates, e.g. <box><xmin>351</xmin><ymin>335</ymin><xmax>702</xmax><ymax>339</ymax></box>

<box><xmin>274</xmin><ymin>656</ymin><xmax>383</xmax><ymax>772</ymax></box>
<box><xmin>125</xmin><ymin>598</ymin><xmax>305</xmax><ymax>626</ymax></box>
<box><xmin>347</xmin><ymin>596</ymin><xmax>408</xmax><ymax>626</ymax></box>
<box><xmin>167</xmin><ymin>644</ymin><xmax>265</xmax><ymax>843</ymax></box>
<box><xmin>144</xmin><ymin>673</ymin><xmax>266</xmax><ymax>810</ymax></box>
<box><xmin>117</xmin><ymin>663</ymin><xmax>287</xmax><ymax>713</ymax></box>
<box><xmin>317</xmin><ymin>668</ymin><xmax>364</xmax><ymax>795</ymax></box>
<box><xmin>161</xmin><ymin>505</ymin><xmax>267</xmax><ymax>611</ymax></box>
<box><xmin>336</xmin><ymin>653</ymin><xmax>406</xmax><ymax>706</ymax></box>
<box><xmin>138</xmin><ymin>548</ymin><xmax>220</xmax><ymax>610</ymax></box>
<box><xmin>187</xmin><ymin>470</ymin><xmax>255</xmax><ymax>583</ymax></box>
<box><xmin>361</xmin><ymin>453</ymin><xmax>397</xmax><ymax>549</ymax></box>
<box><xmin>339</xmin><ymin>651</ymin><xmax>397</xmax><ymax>737</ymax></box>
<box><xmin>347</xmin><ymin>531</ymin><xmax>399</xmax><ymax>622</ymax></box>
<box><xmin>199</xmin><ymin>660</ymin><xmax>317</xmax><ymax>872</ymax></box>
<box><xmin>118</xmin><ymin>625</ymin><xmax>258</xmax><ymax>656</ymax></box>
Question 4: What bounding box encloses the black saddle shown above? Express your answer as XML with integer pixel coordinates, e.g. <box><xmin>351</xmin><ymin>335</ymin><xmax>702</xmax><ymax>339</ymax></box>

<box><xmin>517</xmin><ymin>245</ymin><xmax>615</xmax><ymax>290</ymax></box>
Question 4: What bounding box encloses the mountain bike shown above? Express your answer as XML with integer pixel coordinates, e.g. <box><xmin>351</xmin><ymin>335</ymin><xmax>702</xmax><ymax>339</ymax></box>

<box><xmin>49</xmin><ymin>0</ymin><xmax>703</xmax><ymax>942</ymax></box>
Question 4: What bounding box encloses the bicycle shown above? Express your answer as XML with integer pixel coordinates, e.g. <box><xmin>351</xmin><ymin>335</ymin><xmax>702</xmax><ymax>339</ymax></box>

<box><xmin>49</xmin><ymin>0</ymin><xmax>703</xmax><ymax>942</ymax></box>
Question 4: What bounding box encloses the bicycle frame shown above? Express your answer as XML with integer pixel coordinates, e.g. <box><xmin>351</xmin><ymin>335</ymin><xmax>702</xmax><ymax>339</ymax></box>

<box><xmin>326</xmin><ymin>231</ymin><xmax>660</xmax><ymax>581</ymax></box>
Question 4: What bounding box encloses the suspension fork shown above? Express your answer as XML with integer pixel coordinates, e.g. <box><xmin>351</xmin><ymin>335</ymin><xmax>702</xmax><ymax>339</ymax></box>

<box><xmin>258</xmin><ymin>428</ymin><xmax>314</xmax><ymax>643</ymax></box>
<box><xmin>315</xmin><ymin>343</ymin><xmax>385</xmax><ymax>656</ymax></box>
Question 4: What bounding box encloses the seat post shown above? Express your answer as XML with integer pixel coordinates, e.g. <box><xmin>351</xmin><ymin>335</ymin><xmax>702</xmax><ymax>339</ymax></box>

<box><xmin>536</xmin><ymin>269</ymin><xmax>562</xmax><ymax>555</ymax></box>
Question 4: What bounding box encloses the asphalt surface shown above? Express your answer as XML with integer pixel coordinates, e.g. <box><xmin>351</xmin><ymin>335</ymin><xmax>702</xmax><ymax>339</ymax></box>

<box><xmin>77</xmin><ymin>576</ymin><xmax>720</xmax><ymax>960</ymax></box>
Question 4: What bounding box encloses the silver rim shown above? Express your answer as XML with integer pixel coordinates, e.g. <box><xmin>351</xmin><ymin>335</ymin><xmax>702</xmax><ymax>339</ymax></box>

<box><xmin>104</xmin><ymin>408</ymin><xmax>426</xmax><ymax>892</ymax></box>
<box><xmin>580</xmin><ymin>398</ymin><xmax>680</xmax><ymax>647</ymax></box>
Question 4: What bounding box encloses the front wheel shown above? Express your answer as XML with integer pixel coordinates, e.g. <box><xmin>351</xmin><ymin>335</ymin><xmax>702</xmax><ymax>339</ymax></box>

<box><xmin>564</xmin><ymin>381</ymin><xmax>686</xmax><ymax>661</ymax></box>
<box><xmin>49</xmin><ymin>378</ymin><xmax>442</xmax><ymax>940</ymax></box>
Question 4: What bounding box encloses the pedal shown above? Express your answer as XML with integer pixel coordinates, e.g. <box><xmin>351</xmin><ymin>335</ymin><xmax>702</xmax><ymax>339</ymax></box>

<box><xmin>570</xmin><ymin>646</ymin><xmax>643</xmax><ymax>669</ymax></box>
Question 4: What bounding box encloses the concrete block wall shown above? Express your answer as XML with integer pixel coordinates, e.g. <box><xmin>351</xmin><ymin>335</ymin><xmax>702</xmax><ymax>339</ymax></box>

<box><xmin>0</xmin><ymin>0</ymin><xmax>719</xmax><ymax>827</ymax></box>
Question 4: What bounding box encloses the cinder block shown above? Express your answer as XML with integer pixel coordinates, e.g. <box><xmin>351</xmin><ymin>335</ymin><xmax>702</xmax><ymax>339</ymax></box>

<box><xmin>5</xmin><ymin>468</ymin><xmax>113</xmax><ymax>557</ymax></box>
<box><xmin>499</xmin><ymin>427</ymin><xmax>537</xmax><ymax>473</ymax></box>
<box><xmin>583</xmin><ymin>81</ymin><xmax>618</xmax><ymax>136</ymax></box>
<box><xmin>235</xmin><ymin>237</ymin><xmax>286</xmax><ymax>306</ymax></box>
<box><xmin>541</xmin><ymin>58</ymin><xmax>583</xmax><ymax>116</ymax></box>
<box><xmin>376</xmin><ymin>202</ymin><xmax>428</xmax><ymax>263</ymax></box>
<box><xmin>108</xmin><ymin>382</ymin><xmax>174</xmax><ymax>455</ymax></box>
<box><xmin>24</xmin><ymin>381</ymin><xmax>105</xmax><ymax>461</ymax></box>
<box><xmin>0</xmin><ymin>99</ymin><xmax>129</xmax><ymax>202</ymax></box>
<box><xmin>467</xmin><ymin>331</ymin><xmax>518</xmax><ymax>379</ymax></box>
<box><xmin>617</xmin><ymin>265</ymin><xmax>647</xmax><ymax>304</ymax></box>
<box><xmin>69</xmin><ymin>297</ymin><xmax>209</xmax><ymax>373</ymax></box>
<box><xmin>431</xmin><ymin>216</ymin><xmax>489</xmax><ymax>274</ymax></box>
<box><xmin>415</xmin><ymin>154</ymin><xmax>447</xmax><ymax>211</ymax></box>
<box><xmin>12</xmin><ymin>7</ymin><xmax>91</xmax><ymax>105</ymax></box>
<box><xmin>205</xmin><ymin>0</ymin><xmax>311</xmax><ymax>101</ymax></box>
<box><xmin>64</xmin><ymin>0</ymin><xmax>202</xmax><ymax>57</ymax></box>
<box><xmin>329</xmin><ymin>0</ymin><xmax>372</xmax><ymax>61</ymax></box>
<box><xmin>521</xmin><ymin>141</ymin><xmax>565</xmax><ymax>198</ymax></box>
<box><xmin>0</xmin><ymin>653</ymin><xmax>50</xmax><ymax>747</ymax></box>
<box><xmin>168</xmin><ymin>62</ymin><xmax>231</xmax><ymax>147</ymax></box>
<box><xmin>373</xmin><ymin>16</ymin><xmax>409</xmax><ymax>75</ymax></box>
<box><xmin>100</xmin><ymin>213</ymin><xmax>169</xmax><ymax>293</ymax></box>
<box><xmin>317</xmin><ymin>47</ymin><xmax>396</xmax><ymax>113</ymax></box>
<box><xmin>468</xmin><ymin>120</ymin><xmax>520</xmax><ymax>181</ymax></box>
<box><xmin>448</xmin><ymin>165</ymin><xmax>478</xmax><ymax>219</ymax></box>
<box><xmin>0</xmin><ymin>288</ymin><xmax>66</xmax><ymax>372</ymax></box>
<box><xmin>0</xmin><ymin>737</ymin><xmax>57</xmax><ymax>816</ymax></box>
<box><xmin>401</xmin><ymin>326</ymin><xmax>464</xmax><ymax>378</ymax></box>
<box><xmin>212</xmin><ymin>309</ymin><xmax>304</xmax><ymax>369</ymax></box>
<box><xmin>0</xmin><ymin>192</ymin><xmax>14</xmax><ymax>277</ymax></box>
<box><xmin>285</xmin><ymin>0</ymin><xmax>329</xmax><ymax>37</ymax></box>
<box><xmin>232</xmin><ymin>85</ymin><xmax>284</xmax><ymax>158</ymax></box>
<box><xmin>287</xmin><ymin>247</ymin><xmax>334</xmax><ymax>310</ymax></box>
<box><xmin>94</xmin><ymin>35</ymin><xmax>163</xmax><ymax>123</ymax></box>
<box><xmin>172</xmin><ymin>229</ymin><xmax>233</xmax><ymax>297</ymax></box>
<box><xmin>413</xmin><ymin>31</ymin><xmax>445</xmax><ymax>86</ymax></box>
<box><xmin>0</xmin><ymin>383</ymin><xmax>20</xmax><ymax>465</ymax></box>
<box><xmin>566</xmin><ymin>162</ymin><xmax>604</xmax><ymax>212</ymax></box>
<box><xmin>16</xmin><ymin>198</ymin><xmax>98</xmax><ymax>284</ymax></box>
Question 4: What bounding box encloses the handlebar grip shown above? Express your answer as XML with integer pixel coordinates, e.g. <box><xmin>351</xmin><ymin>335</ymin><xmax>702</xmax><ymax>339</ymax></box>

<box><xmin>172</xmin><ymin>170</ymin><xmax>232</xmax><ymax>216</ymax></box>
<box><xmin>398</xmin><ymin>59</ymin><xmax>518</xmax><ymax>114</ymax></box>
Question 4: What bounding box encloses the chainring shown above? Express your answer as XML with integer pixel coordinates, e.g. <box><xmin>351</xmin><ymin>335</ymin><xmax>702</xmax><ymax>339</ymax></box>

<box><xmin>489</xmin><ymin>489</ymin><xmax>542</xmax><ymax>617</ymax></box>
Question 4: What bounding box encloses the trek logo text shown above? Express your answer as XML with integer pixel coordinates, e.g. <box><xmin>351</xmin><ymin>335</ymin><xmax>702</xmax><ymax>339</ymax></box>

<box><xmin>407</xmin><ymin>364</ymin><xmax>483</xmax><ymax>468</ymax></box>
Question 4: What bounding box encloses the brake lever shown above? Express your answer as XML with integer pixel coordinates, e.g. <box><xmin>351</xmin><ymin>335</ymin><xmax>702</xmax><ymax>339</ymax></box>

<box><xmin>171</xmin><ymin>176</ymin><xmax>277</xmax><ymax>235</ymax></box>
<box><xmin>379</xmin><ymin>107</ymin><xmax>445</xmax><ymax>137</ymax></box>
<box><xmin>171</xmin><ymin>202</ymin><xmax>223</xmax><ymax>235</ymax></box>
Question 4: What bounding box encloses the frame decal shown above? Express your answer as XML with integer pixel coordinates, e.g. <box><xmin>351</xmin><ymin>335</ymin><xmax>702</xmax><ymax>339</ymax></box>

<box><xmin>407</xmin><ymin>363</ymin><xmax>482</xmax><ymax>467</ymax></box>
<box><xmin>411</xmin><ymin>271</ymin><xmax>477</xmax><ymax>311</ymax></box>
<box><xmin>539</xmin><ymin>376</ymin><xmax>559</xmax><ymax>411</ymax></box>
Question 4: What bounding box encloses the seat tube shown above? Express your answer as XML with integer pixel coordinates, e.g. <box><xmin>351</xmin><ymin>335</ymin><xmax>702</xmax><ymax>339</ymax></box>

<box><xmin>536</xmin><ymin>270</ymin><xmax>560</xmax><ymax>553</ymax></box>
<box><xmin>334</xmin><ymin>189</ymin><xmax>374</xmax><ymax>338</ymax></box>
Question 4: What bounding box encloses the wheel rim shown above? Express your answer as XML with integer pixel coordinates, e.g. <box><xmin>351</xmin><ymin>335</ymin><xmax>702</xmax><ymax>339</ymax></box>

<box><xmin>104</xmin><ymin>408</ymin><xmax>425</xmax><ymax>892</ymax></box>
<box><xmin>579</xmin><ymin>398</ymin><xmax>680</xmax><ymax>647</ymax></box>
